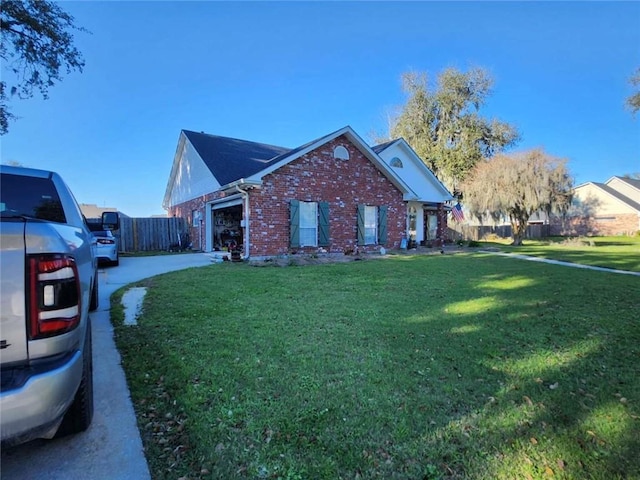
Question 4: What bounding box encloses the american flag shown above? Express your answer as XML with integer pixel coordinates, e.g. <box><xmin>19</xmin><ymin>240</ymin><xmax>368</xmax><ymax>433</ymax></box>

<box><xmin>451</xmin><ymin>203</ymin><xmax>465</xmax><ymax>222</ymax></box>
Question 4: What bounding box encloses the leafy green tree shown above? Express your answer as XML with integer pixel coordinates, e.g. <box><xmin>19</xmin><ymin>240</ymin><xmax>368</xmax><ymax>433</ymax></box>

<box><xmin>0</xmin><ymin>0</ymin><xmax>86</xmax><ymax>135</ymax></box>
<box><xmin>462</xmin><ymin>149</ymin><xmax>573</xmax><ymax>246</ymax></box>
<box><xmin>627</xmin><ymin>68</ymin><xmax>640</xmax><ymax>115</ymax></box>
<box><xmin>388</xmin><ymin>68</ymin><xmax>520</xmax><ymax>190</ymax></box>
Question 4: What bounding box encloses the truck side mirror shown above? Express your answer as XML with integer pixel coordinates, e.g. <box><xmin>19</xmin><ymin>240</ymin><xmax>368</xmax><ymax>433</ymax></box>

<box><xmin>102</xmin><ymin>211</ymin><xmax>120</xmax><ymax>231</ymax></box>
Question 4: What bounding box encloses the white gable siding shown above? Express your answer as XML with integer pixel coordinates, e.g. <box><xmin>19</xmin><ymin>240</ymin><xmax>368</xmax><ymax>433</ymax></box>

<box><xmin>573</xmin><ymin>184</ymin><xmax>636</xmax><ymax>215</ymax></box>
<box><xmin>606</xmin><ymin>177</ymin><xmax>640</xmax><ymax>204</ymax></box>
<box><xmin>167</xmin><ymin>138</ymin><xmax>220</xmax><ymax>207</ymax></box>
<box><xmin>377</xmin><ymin>143</ymin><xmax>451</xmax><ymax>203</ymax></box>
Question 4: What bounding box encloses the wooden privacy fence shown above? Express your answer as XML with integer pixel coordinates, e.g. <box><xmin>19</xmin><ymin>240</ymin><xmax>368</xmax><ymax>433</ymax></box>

<box><xmin>117</xmin><ymin>217</ymin><xmax>189</xmax><ymax>252</ymax></box>
<box><xmin>448</xmin><ymin>223</ymin><xmax>551</xmax><ymax>241</ymax></box>
<box><xmin>88</xmin><ymin>217</ymin><xmax>189</xmax><ymax>252</ymax></box>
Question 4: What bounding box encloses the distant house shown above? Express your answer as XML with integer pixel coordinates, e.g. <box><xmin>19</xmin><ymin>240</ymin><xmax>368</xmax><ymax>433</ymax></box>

<box><xmin>79</xmin><ymin>203</ymin><xmax>128</xmax><ymax>219</ymax></box>
<box><xmin>557</xmin><ymin>176</ymin><xmax>640</xmax><ymax>236</ymax></box>
<box><xmin>162</xmin><ymin>126</ymin><xmax>454</xmax><ymax>257</ymax></box>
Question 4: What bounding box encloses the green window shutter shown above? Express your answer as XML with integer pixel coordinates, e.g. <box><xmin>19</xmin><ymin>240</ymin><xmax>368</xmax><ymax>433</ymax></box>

<box><xmin>318</xmin><ymin>201</ymin><xmax>330</xmax><ymax>247</ymax></box>
<box><xmin>290</xmin><ymin>200</ymin><xmax>300</xmax><ymax>247</ymax></box>
<box><xmin>378</xmin><ymin>206</ymin><xmax>388</xmax><ymax>245</ymax></box>
<box><xmin>357</xmin><ymin>204</ymin><xmax>365</xmax><ymax>246</ymax></box>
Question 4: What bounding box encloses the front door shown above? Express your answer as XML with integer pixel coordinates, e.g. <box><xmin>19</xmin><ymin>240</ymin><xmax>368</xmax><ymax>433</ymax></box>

<box><xmin>424</xmin><ymin>211</ymin><xmax>438</xmax><ymax>244</ymax></box>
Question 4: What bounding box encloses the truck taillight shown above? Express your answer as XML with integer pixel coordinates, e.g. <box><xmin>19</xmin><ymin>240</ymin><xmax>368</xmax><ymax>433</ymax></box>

<box><xmin>28</xmin><ymin>255</ymin><xmax>81</xmax><ymax>339</ymax></box>
<box><xmin>97</xmin><ymin>238</ymin><xmax>114</xmax><ymax>245</ymax></box>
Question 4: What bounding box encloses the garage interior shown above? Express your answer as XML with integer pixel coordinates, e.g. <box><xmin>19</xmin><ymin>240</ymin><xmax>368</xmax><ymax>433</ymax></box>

<box><xmin>212</xmin><ymin>205</ymin><xmax>243</xmax><ymax>251</ymax></box>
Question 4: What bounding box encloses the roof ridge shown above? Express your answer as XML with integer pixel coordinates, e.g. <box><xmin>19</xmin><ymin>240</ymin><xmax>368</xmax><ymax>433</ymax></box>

<box><xmin>182</xmin><ymin>129</ymin><xmax>290</xmax><ymax>151</ymax></box>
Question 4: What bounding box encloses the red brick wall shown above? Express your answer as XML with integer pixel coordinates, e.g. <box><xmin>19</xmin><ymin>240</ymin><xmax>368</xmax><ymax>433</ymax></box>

<box><xmin>249</xmin><ymin>135</ymin><xmax>406</xmax><ymax>257</ymax></box>
<box><xmin>168</xmin><ymin>135</ymin><xmax>407</xmax><ymax>256</ymax></box>
<box><xmin>551</xmin><ymin>213</ymin><xmax>639</xmax><ymax>236</ymax></box>
<box><xmin>167</xmin><ymin>192</ymin><xmax>222</xmax><ymax>251</ymax></box>
<box><xmin>592</xmin><ymin>214</ymin><xmax>639</xmax><ymax>235</ymax></box>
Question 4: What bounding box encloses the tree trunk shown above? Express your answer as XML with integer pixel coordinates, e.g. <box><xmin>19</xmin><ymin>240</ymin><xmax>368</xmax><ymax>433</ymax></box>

<box><xmin>510</xmin><ymin>214</ymin><xmax>528</xmax><ymax>246</ymax></box>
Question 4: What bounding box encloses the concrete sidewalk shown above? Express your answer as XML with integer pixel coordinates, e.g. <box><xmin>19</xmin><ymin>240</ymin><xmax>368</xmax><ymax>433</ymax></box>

<box><xmin>480</xmin><ymin>249</ymin><xmax>640</xmax><ymax>276</ymax></box>
<box><xmin>1</xmin><ymin>254</ymin><xmax>214</xmax><ymax>480</ymax></box>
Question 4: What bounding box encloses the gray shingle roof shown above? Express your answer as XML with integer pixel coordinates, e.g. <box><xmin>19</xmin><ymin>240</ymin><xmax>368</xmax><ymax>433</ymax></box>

<box><xmin>183</xmin><ymin>130</ymin><xmax>291</xmax><ymax>186</ymax></box>
<box><xmin>616</xmin><ymin>176</ymin><xmax>640</xmax><ymax>191</ymax></box>
<box><xmin>371</xmin><ymin>139</ymin><xmax>398</xmax><ymax>154</ymax></box>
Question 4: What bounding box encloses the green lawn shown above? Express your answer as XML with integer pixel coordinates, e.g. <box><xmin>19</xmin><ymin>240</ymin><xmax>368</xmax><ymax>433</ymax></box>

<box><xmin>112</xmin><ymin>254</ymin><xmax>640</xmax><ymax>479</ymax></box>
<box><xmin>478</xmin><ymin>236</ymin><xmax>640</xmax><ymax>273</ymax></box>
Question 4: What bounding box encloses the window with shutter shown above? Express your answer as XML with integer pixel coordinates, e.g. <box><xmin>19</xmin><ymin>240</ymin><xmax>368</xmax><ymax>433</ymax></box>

<box><xmin>358</xmin><ymin>204</ymin><xmax>381</xmax><ymax>245</ymax></box>
<box><xmin>291</xmin><ymin>200</ymin><xmax>324</xmax><ymax>248</ymax></box>
<box><xmin>290</xmin><ymin>200</ymin><xmax>300</xmax><ymax>247</ymax></box>
<box><xmin>318</xmin><ymin>201</ymin><xmax>330</xmax><ymax>246</ymax></box>
<box><xmin>357</xmin><ymin>204</ymin><xmax>366</xmax><ymax>246</ymax></box>
<box><xmin>378</xmin><ymin>206</ymin><xmax>388</xmax><ymax>245</ymax></box>
<box><xmin>364</xmin><ymin>206</ymin><xmax>377</xmax><ymax>244</ymax></box>
<box><xmin>299</xmin><ymin>201</ymin><xmax>318</xmax><ymax>247</ymax></box>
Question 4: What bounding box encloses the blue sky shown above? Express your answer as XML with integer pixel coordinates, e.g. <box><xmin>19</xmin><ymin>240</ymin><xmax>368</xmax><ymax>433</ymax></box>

<box><xmin>2</xmin><ymin>1</ymin><xmax>639</xmax><ymax>217</ymax></box>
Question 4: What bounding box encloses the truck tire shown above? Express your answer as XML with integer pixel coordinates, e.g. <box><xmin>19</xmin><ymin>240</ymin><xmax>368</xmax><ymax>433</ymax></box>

<box><xmin>89</xmin><ymin>274</ymin><xmax>98</xmax><ymax>312</ymax></box>
<box><xmin>56</xmin><ymin>322</ymin><xmax>94</xmax><ymax>437</ymax></box>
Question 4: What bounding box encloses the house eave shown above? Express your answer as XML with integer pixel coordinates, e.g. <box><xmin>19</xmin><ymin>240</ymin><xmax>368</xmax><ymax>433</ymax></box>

<box><xmin>162</xmin><ymin>131</ymin><xmax>188</xmax><ymax>210</ymax></box>
<box><xmin>394</xmin><ymin>139</ymin><xmax>455</xmax><ymax>202</ymax></box>
<box><xmin>219</xmin><ymin>178</ymin><xmax>262</xmax><ymax>193</ymax></box>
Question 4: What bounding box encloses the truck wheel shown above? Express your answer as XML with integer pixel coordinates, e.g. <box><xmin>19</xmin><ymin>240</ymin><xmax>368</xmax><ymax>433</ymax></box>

<box><xmin>56</xmin><ymin>322</ymin><xmax>94</xmax><ymax>437</ymax></box>
<box><xmin>89</xmin><ymin>274</ymin><xmax>99</xmax><ymax>311</ymax></box>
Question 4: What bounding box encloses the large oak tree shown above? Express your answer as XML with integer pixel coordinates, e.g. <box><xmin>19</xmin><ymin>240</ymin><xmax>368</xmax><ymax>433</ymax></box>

<box><xmin>462</xmin><ymin>149</ymin><xmax>573</xmax><ymax>246</ymax></box>
<box><xmin>627</xmin><ymin>68</ymin><xmax>640</xmax><ymax>115</ymax></box>
<box><xmin>388</xmin><ymin>68</ymin><xmax>520</xmax><ymax>191</ymax></box>
<box><xmin>0</xmin><ymin>0</ymin><xmax>86</xmax><ymax>134</ymax></box>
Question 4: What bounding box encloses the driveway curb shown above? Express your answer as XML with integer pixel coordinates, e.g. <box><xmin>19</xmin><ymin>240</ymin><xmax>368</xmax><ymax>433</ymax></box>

<box><xmin>1</xmin><ymin>254</ymin><xmax>214</xmax><ymax>479</ymax></box>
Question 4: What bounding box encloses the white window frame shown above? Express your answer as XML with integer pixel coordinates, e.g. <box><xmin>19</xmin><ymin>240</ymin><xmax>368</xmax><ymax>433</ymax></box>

<box><xmin>364</xmin><ymin>205</ymin><xmax>377</xmax><ymax>245</ymax></box>
<box><xmin>192</xmin><ymin>209</ymin><xmax>201</xmax><ymax>227</ymax></box>
<box><xmin>333</xmin><ymin>145</ymin><xmax>350</xmax><ymax>160</ymax></box>
<box><xmin>299</xmin><ymin>201</ymin><xmax>318</xmax><ymax>247</ymax></box>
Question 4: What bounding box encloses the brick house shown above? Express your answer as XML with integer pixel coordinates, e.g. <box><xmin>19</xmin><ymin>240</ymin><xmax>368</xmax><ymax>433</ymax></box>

<box><xmin>552</xmin><ymin>176</ymin><xmax>640</xmax><ymax>236</ymax></box>
<box><xmin>162</xmin><ymin>126</ymin><xmax>453</xmax><ymax>258</ymax></box>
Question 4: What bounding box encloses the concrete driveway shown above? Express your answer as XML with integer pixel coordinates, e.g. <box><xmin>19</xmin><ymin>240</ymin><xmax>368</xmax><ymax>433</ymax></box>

<box><xmin>1</xmin><ymin>254</ymin><xmax>214</xmax><ymax>480</ymax></box>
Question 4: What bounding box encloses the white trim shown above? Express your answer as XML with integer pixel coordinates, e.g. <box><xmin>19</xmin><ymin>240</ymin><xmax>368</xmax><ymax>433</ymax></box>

<box><xmin>392</xmin><ymin>139</ymin><xmax>454</xmax><ymax>202</ymax></box>
<box><xmin>163</xmin><ymin>132</ymin><xmax>220</xmax><ymax>209</ymax></box>
<box><xmin>210</xmin><ymin>195</ymin><xmax>243</xmax><ymax>210</ymax></box>
<box><xmin>333</xmin><ymin>145</ymin><xmax>350</xmax><ymax>160</ymax></box>
<box><xmin>605</xmin><ymin>176</ymin><xmax>640</xmax><ymax>193</ymax></box>
<box><xmin>163</xmin><ymin>132</ymin><xmax>186</xmax><ymax>209</ymax></box>
<box><xmin>205</xmin><ymin>195</ymin><xmax>245</xmax><ymax>252</ymax></box>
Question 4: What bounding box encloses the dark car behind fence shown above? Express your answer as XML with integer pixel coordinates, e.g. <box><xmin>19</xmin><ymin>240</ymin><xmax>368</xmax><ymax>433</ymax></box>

<box><xmin>87</xmin><ymin>217</ymin><xmax>189</xmax><ymax>252</ymax></box>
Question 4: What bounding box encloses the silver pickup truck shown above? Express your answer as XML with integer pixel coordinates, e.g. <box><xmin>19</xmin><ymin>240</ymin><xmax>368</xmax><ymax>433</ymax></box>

<box><xmin>0</xmin><ymin>165</ymin><xmax>118</xmax><ymax>447</ymax></box>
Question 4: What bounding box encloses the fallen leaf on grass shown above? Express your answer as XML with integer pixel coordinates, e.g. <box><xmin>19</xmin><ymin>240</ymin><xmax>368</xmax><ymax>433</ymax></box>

<box><xmin>530</xmin><ymin>437</ymin><xmax>538</xmax><ymax>445</ymax></box>
<box><xmin>523</xmin><ymin>395</ymin><xmax>533</xmax><ymax>406</ymax></box>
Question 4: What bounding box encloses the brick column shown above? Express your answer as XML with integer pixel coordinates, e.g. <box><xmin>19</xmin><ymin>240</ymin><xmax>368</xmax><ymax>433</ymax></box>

<box><xmin>436</xmin><ymin>203</ymin><xmax>447</xmax><ymax>246</ymax></box>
